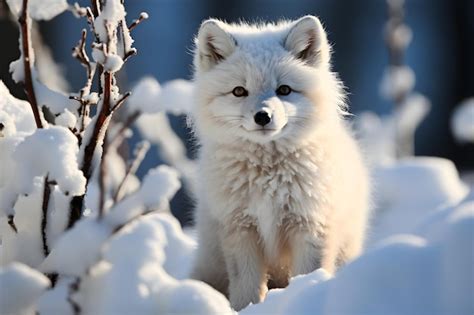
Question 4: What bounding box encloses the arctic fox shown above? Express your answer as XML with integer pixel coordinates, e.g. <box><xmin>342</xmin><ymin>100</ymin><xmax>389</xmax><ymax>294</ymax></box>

<box><xmin>190</xmin><ymin>16</ymin><xmax>371</xmax><ymax>310</ymax></box>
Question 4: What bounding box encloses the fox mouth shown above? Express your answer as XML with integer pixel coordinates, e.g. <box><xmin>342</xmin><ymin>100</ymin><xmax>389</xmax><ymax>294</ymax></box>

<box><xmin>241</xmin><ymin>124</ymin><xmax>287</xmax><ymax>135</ymax></box>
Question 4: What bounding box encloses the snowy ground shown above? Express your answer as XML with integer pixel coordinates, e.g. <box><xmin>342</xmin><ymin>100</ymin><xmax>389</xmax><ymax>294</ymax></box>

<box><xmin>3</xmin><ymin>145</ymin><xmax>472</xmax><ymax>314</ymax></box>
<box><xmin>1</xmin><ymin>0</ymin><xmax>473</xmax><ymax>314</ymax></box>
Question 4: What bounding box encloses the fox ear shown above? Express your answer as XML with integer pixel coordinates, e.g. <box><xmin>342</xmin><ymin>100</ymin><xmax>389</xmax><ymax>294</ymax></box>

<box><xmin>284</xmin><ymin>16</ymin><xmax>330</xmax><ymax>67</ymax></box>
<box><xmin>195</xmin><ymin>19</ymin><xmax>236</xmax><ymax>72</ymax></box>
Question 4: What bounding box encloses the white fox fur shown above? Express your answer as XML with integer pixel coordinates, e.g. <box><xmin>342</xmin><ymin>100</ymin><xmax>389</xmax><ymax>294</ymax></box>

<box><xmin>190</xmin><ymin>16</ymin><xmax>371</xmax><ymax>311</ymax></box>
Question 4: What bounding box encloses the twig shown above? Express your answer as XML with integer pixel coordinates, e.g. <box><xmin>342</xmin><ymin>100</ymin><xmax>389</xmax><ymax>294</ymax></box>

<box><xmin>71</xmin><ymin>29</ymin><xmax>97</xmax><ymax>141</ymax></box>
<box><xmin>113</xmin><ymin>140</ymin><xmax>150</xmax><ymax>202</ymax></box>
<box><xmin>90</xmin><ymin>0</ymin><xmax>100</xmax><ymax>17</ymax></box>
<box><xmin>7</xmin><ymin>215</ymin><xmax>18</xmax><ymax>233</ymax></box>
<box><xmin>18</xmin><ymin>0</ymin><xmax>43</xmax><ymax>128</ymax></box>
<box><xmin>109</xmin><ymin>110</ymin><xmax>140</xmax><ymax>145</ymax></box>
<box><xmin>111</xmin><ymin>91</ymin><xmax>131</xmax><ymax>112</ymax></box>
<box><xmin>68</xmin><ymin>72</ymin><xmax>113</xmax><ymax>228</ymax></box>
<box><xmin>98</xmin><ymin>131</ymin><xmax>108</xmax><ymax>219</ymax></box>
<box><xmin>67</xmin><ymin>278</ymin><xmax>81</xmax><ymax>315</ymax></box>
<box><xmin>128</xmin><ymin>12</ymin><xmax>148</xmax><ymax>31</ymax></box>
<box><xmin>111</xmin><ymin>208</ymin><xmax>154</xmax><ymax>234</ymax></box>
<box><xmin>41</xmin><ymin>176</ymin><xmax>52</xmax><ymax>257</ymax></box>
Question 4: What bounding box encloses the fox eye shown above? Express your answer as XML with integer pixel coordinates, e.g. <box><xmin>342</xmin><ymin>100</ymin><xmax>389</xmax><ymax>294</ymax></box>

<box><xmin>232</xmin><ymin>86</ymin><xmax>248</xmax><ymax>97</ymax></box>
<box><xmin>276</xmin><ymin>85</ymin><xmax>292</xmax><ymax>96</ymax></box>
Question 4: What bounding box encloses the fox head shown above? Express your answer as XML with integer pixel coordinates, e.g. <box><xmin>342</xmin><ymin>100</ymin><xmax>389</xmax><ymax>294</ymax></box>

<box><xmin>192</xmin><ymin>16</ymin><xmax>346</xmax><ymax>145</ymax></box>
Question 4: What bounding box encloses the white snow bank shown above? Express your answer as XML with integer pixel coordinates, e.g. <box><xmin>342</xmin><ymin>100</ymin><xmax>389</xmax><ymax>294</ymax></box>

<box><xmin>0</xmin><ymin>262</ymin><xmax>50</xmax><ymax>315</ymax></box>
<box><xmin>451</xmin><ymin>97</ymin><xmax>474</xmax><ymax>143</ymax></box>
<box><xmin>243</xmin><ymin>200</ymin><xmax>474</xmax><ymax>315</ymax></box>
<box><xmin>241</xmin><ymin>157</ymin><xmax>472</xmax><ymax>314</ymax></box>
<box><xmin>369</xmin><ymin>157</ymin><xmax>469</xmax><ymax>245</ymax></box>
<box><xmin>76</xmin><ymin>213</ymin><xmax>232</xmax><ymax>315</ymax></box>
<box><xmin>6</xmin><ymin>0</ymin><xmax>67</xmax><ymax>21</ymax></box>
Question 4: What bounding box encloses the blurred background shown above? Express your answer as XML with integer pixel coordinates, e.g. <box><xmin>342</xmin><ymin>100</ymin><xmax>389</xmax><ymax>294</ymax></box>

<box><xmin>1</xmin><ymin>0</ymin><xmax>473</xmax><ymax>224</ymax></box>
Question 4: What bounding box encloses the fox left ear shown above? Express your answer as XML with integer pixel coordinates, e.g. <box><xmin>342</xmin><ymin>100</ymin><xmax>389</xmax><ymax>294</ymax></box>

<box><xmin>195</xmin><ymin>19</ymin><xmax>237</xmax><ymax>72</ymax></box>
<box><xmin>284</xmin><ymin>16</ymin><xmax>330</xmax><ymax>67</ymax></box>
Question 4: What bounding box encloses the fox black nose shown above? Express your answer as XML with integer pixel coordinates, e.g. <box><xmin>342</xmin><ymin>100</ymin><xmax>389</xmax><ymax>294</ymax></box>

<box><xmin>254</xmin><ymin>111</ymin><xmax>271</xmax><ymax>126</ymax></box>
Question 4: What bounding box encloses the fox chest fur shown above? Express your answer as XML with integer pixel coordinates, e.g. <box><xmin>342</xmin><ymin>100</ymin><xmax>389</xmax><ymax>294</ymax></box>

<box><xmin>200</xmin><ymin>140</ymin><xmax>333</xmax><ymax>258</ymax></box>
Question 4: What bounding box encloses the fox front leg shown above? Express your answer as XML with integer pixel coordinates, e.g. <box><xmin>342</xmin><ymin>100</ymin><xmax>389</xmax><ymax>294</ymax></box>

<box><xmin>221</xmin><ymin>227</ymin><xmax>267</xmax><ymax>311</ymax></box>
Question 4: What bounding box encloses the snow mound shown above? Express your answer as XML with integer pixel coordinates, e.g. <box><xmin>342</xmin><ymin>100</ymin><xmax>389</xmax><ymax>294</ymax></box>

<box><xmin>243</xmin><ymin>201</ymin><xmax>474</xmax><ymax>315</ymax></box>
<box><xmin>75</xmin><ymin>213</ymin><xmax>232</xmax><ymax>315</ymax></box>
<box><xmin>369</xmin><ymin>157</ymin><xmax>469</xmax><ymax>244</ymax></box>
<box><xmin>0</xmin><ymin>262</ymin><xmax>50</xmax><ymax>315</ymax></box>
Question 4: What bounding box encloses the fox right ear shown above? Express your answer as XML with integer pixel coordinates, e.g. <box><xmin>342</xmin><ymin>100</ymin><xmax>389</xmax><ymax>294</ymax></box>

<box><xmin>195</xmin><ymin>19</ymin><xmax>236</xmax><ymax>72</ymax></box>
<box><xmin>284</xmin><ymin>16</ymin><xmax>330</xmax><ymax>67</ymax></box>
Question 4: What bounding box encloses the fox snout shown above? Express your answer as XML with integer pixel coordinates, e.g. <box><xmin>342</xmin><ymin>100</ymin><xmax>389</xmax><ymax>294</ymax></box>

<box><xmin>254</xmin><ymin>110</ymin><xmax>272</xmax><ymax>126</ymax></box>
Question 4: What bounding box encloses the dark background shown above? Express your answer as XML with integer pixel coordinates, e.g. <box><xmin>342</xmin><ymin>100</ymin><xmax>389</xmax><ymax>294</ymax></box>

<box><xmin>1</xmin><ymin>0</ymin><xmax>473</xmax><ymax>223</ymax></box>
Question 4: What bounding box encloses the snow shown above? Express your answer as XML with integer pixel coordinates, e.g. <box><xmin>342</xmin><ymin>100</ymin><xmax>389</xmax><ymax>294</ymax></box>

<box><xmin>103</xmin><ymin>54</ymin><xmax>124</xmax><ymax>73</ymax></box>
<box><xmin>104</xmin><ymin>165</ymin><xmax>181</xmax><ymax>229</ymax></box>
<box><xmin>92</xmin><ymin>47</ymin><xmax>124</xmax><ymax>73</ymax></box>
<box><xmin>9</xmin><ymin>58</ymin><xmax>25</xmax><ymax>84</ymax></box>
<box><xmin>33</xmin><ymin>70</ymin><xmax>79</xmax><ymax>115</ymax></box>
<box><xmin>6</xmin><ymin>0</ymin><xmax>68</xmax><ymax>21</ymax></box>
<box><xmin>355</xmin><ymin>92</ymin><xmax>430</xmax><ymax>165</ymax></box>
<box><xmin>380</xmin><ymin>65</ymin><xmax>415</xmax><ymax>99</ymax></box>
<box><xmin>128</xmin><ymin>77</ymin><xmax>194</xmax><ymax>115</ymax></box>
<box><xmin>13</xmin><ymin>126</ymin><xmax>86</xmax><ymax>196</ymax></box>
<box><xmin>55</xmin><ymin>109</ymin><xmax>77</xmax><ymax>129</ymax></box>
<box><xmin>396</xmin><ymin>92</ymin><xmax>431</xmax><ymax>135</ymax></box>
<box><xmin>451</xmin><ymin>98</ymin><xmax>474</xmax><ymax>143</ymax></box>
<box><xmin>128</xmin><ymin>77</ymin><xmax>161</xmax><ymax>114</ymax></box>
<box><xmin>1</xmin><ymin>1</ymin><xmax>473</xmax><ymax>313</ymax></box>
<box><xmin>0</xmin><ymin>81</ymin><xmax>35</xmax><ymax>135</ymax></box>
<box><xmin>0</xmin><ymin>178</ymin><xmax>45</xmax><ymax>267</ymax></box>
<box><xmin>0</xmin><ymin>262</ymin><xmax>50</xmax><ymax>315</ymax></box>
<box><xmin>75</xmin><ymin>213</ymin><xmax>232</xmax><ymax>315</ymax></box>
<box><xmin>242</xmin><ymin>199</ymin><xmax>474</xmax><ymax>315</ymax></box>
<box><xmin>40</xmin><ymin>218</ymin><xmax>110</xmax><ymax>277</ymax></box>
<box><xmin>389</xmin><ymin>24</ymin><xmax>412</xmax><ymax>50</ymax></box>
<box><xmin>37</xmin><ymin>277</ymin><xmax>75</xmax><ymax>315</ymax></box>
<box><xmin>94</xmin><ymin>0</ymin><xmax>126</xmax><ymax>45</ymax></box>
<box><xmin>140</xmin><ymin>165</ymin><xmax>181</xmax><ymax>206</ymax></box>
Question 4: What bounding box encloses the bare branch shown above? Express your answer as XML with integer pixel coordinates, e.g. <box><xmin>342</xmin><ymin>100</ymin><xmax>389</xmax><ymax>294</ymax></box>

<box><xmin>41</xmin><ymin>176</ymin><xmax>52</xmax><ymax>257</ymax></box>
<box><xmin>109</xmin><ymin>110</ymin><xmax>140</xmax><ymax>146</ymax></box>
<box><xmin>113</xmin><ymin>140</ymin><xmax>150</xmax><ymax>202</ymax></box>
<box><xmin>98</xmin><ymin>132</ymin><xmax>108</xmax><ymax>219</ymax></box>
<box><xmin>68</xmin><ymin>278</ymin><xmax>81</xmax><ymax>315</ymax></box>
<box><xmin>111</xmin><ymin>91</ymin><xmax>131</xmax><ymax>112</ymax></box>
<box><xmin>18</xmin><ymin>0</ymin><xmax>43</xmax><ymax>128</ymax></box>
<box><xmin>68</xmin><ymin>71</ymin><xmax>113</xmax><ymax>228</ymax></box>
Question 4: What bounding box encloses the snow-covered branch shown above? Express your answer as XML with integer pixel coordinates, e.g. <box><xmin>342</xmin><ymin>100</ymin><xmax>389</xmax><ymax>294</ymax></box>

<box><xmin>18</xmin><ymin>0</ymin><xmax>43</xmax><ymax>128</ymax></box>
